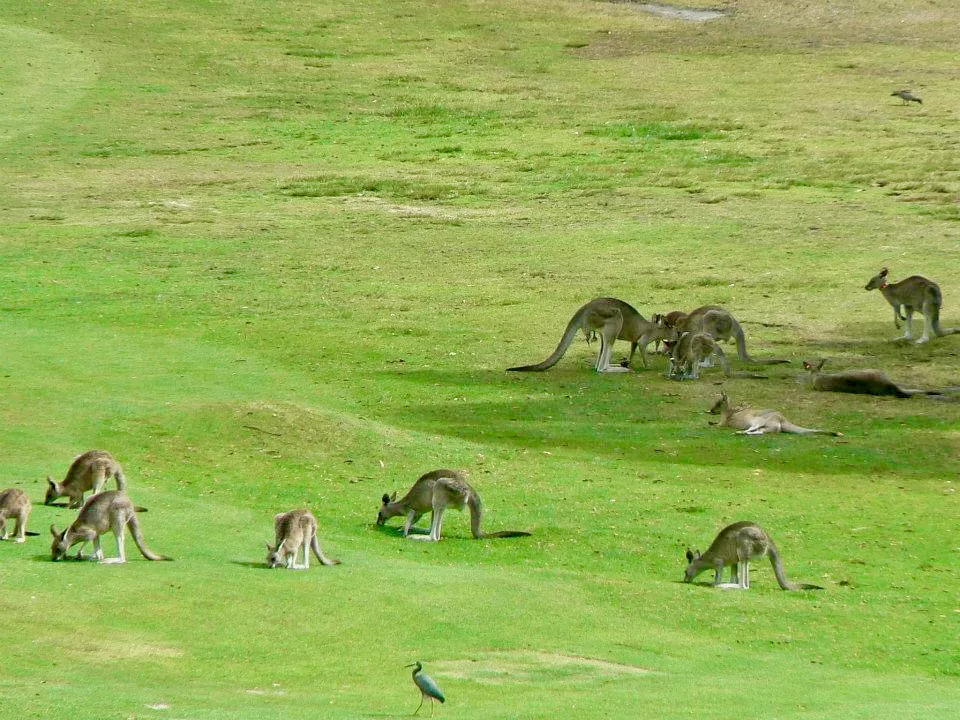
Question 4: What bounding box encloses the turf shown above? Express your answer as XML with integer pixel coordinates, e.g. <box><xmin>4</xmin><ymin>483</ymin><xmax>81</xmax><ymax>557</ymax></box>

<box><xmin>0</xmin><ymin>1</ymin><xmax>958</xmax><ymax>718</ymax></box>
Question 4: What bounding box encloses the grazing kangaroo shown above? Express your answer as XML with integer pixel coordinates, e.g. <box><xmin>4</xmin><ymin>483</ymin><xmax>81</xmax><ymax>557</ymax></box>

<box><xmin>45</xmin><ymin>450</ymin><xmax>126</xmax><ymax>509</ymax></box>
<box><xmin>708</xmin><ymin>392</ymin><xmax>841</xmax><ymax>436</ymax></box>
<box><xmin>684</xmin><ymin>521</ymin><xmax>823</xmax><ymax>590</ymax></box>
<box><xmin>800</xmin><ymin>359</ymin><xmax>954</xmax><ymax>398</ymax></box>
<box><xmin>662</xmin><ymin>306</ymin><xmax>789</xmax><ymax>365</ymax></box>
<box><xmin>507</xmin><ymin>297</ymin><xmax>675</xmax><ymax>372</ymax></box>
<box><xmin>266</xmin><ymin>509</ymin><xmax>340</xmax><ymax>569</ymax></box>
<box><xmin>864</xmin><ymin>268</ymin><xmax>956</xmax><ymax>344</ymax></box>
<box><xmin>0</xmin><ymin>488</ymin><xmax>34</xmax><ymax>543</ymax></box>
<box><xmin>665</xmin><ymin>332</ymin><xmax>731</xmax><ymax>380</ymax></box>
<box><xmin>377</xmin><ymin>469</ymin><xmax>531</xmax><ymax>542</ymax></box>
<box><xmin>50</xmin><ymin>491</ymin><xmax>171</xmax><ymax>563</ymax></box>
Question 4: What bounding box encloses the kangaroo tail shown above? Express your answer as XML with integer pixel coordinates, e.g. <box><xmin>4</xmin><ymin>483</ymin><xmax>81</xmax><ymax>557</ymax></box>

<box><xmin>310</xmin><ymin>534</ymin><xmax>340</xmax><ymax>566</ymax></box>
<box><xmin>929</xmin><ymin>290</ymin><xmax>958</xmax><ymax>337</ymax></box>
<box><xmin>769</xmin><ymin>546</ymin><xmax>820</xmax><ymax>590</ymax></box>
<box><xmin>732</xmin><ymin>320</ymin><xmax>789</xmax><ymax>364</ymax></box>
<box><xmin>507</xmin><ymin>308</ymin><xmax>585</xmax><ymax>371</ymax></box>
<box><xmin>466</xmin><ymin>493</ymin><xmax>531</xmax><ymax>539</ymax></box>
<box><xmin>779</xmin><ymin>421</ymin><xmax>842</xmax><ymax>437</ymax></box>
<box><xmin>479</xmin><ymin>530</ymin><xmax>532</xmax><ymax>538</ymax></box>
<box><xmin>127</xmin><ymin>514</ymin><xmax>172</xmax><ymax>561</ymax></box>
<box><xmin>114</xmin><ymin>469</ymin><xmax>127</xmax><ymax>492</ymax></box>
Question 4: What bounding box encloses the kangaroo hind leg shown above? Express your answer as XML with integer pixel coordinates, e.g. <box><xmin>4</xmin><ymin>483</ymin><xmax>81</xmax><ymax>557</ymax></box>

<box><xmin>595</xmin><ymin>312</ymin><xmax>629</xmax><ymax>373</ymax></box>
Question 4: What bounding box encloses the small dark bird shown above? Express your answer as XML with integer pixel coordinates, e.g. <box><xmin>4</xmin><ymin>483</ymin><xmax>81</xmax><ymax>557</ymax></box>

<box><xmin>406</xmin><ymin>661</ymin><xmax>445</xmax><ymax>715</ymax></box>
<box><xmin>891</xmin><ymin>89</ymin><xmax>922</xmax><ymax>105</ymax></box>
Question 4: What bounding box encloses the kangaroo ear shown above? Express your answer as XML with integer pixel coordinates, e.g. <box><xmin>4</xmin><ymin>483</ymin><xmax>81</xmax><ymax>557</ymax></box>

<box><xmin>47</xmin><ymin>477</ymin><xmax>56</xmax><ymax>488</ymax></box>
<box><xmin>381</xmin><ymin>493</ymin><xmax>390</xmax><ymax>505</ymax></box>
<box><xmin>50</xmin><ymin>524</ymin><xmax>59</xmax><ymax>537</ymax></box>
<box><xmin>880</xmin><ymin>267</ymin><xmax>888</xmax><ymax>276</ymax></box>
<box><xmin>685</xmin><ymin>549</ymin><xmax>694</xmax><ymax>562</ymax></box>
<box><xmin>265</xmin><ymin>542</ymin><xmax>273</xmax><ymax>551</ymax></box>
<box><xmin>816</xmin><ymin>359</ymin><xmax>826</xmax><ymax>371</ymax></box>
<box><xmin>390</xmin><ymin>491</ymin><xmax>397</xmax><ymax>501</ymax></box>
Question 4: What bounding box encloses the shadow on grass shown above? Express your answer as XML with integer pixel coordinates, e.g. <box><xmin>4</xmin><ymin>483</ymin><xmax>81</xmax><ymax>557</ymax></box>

<box><xmin>372</xmin><ymin>367</ymin><xmax>957</xmax><ymax>480</ymax></box>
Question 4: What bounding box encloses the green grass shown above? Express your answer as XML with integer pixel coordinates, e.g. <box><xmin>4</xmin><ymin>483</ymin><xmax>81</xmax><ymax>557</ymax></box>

<box><xmin>1</xmin><ymin>1</ymin><xmax>959</xmax><ymax>718</ymax></box>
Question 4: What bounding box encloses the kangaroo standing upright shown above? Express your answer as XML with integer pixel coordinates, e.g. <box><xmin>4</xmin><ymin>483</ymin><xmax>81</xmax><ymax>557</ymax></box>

<box><xmin>50</xmin><ymin>491</ymin><xmax>170</xmax><ymax>563</ymax></box>
<box><xmin>684</xmin><ymin>521</ymin><xmax>822</xmax><ymax>590</ymax></box>
<box><xmin>45</xmin><ymin>450</ymin><xmax>127</xmax><ymax>509</ymax></box>
<box><xmin>0</xmin><ymin>488</ymin><xmax>33</xmax><ymax>543</ymax></box>
<box><xmin>377</xmin><ymin>469</ymin><xmax>531</xmax><ymax>541</ymax></box>
<box><xmin>507</xmin><ymin>297</ymin><xmax>675</xmax><ymax>372</ymax></box>
<box><xmin>708</xmin><ymin>392</ymin><xmax>841</xmax><ymax>436</ymax></box>
<box><xmin>864</xmin><ymin>268</ymin><xmax>956</xmax><ymax>344</ymax></box>
<box><xmin>266</xmin><ymin>509</ymin><xmax>340</xmax><ymax>569</ymax></box>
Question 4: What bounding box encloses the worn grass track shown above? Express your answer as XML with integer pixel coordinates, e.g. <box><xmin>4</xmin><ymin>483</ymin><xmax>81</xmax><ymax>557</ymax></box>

<box><xmin>0</xmin><ymin>1</ymin><xmax>957</xmax><ymax>718</ymax></box>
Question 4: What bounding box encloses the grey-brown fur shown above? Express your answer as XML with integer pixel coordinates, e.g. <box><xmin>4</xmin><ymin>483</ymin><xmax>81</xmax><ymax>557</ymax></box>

<box><xmin>266</xmin><ymin>509</ymin><xmax>340</xmax><ymax>569</ymax></box>
<box><xmin>50</xmin><ymin>491</ymin><xmax>170</xmax><ymax>563</ymax></box>
<box><xmin>0</xmin><ymin>488</ymin><xmax>32</xmax><ymax>543</ymax></box>
<box><xmin>663</xmin><ymin>305</ymin><xmax>789</xmax><ymax>364</ymax></box>
<box><xmin>708</xmin><ymin>392</ymin><xmax>841</xmax><ymax>436</ymax></box>
<box><xmin>45</xmin><ymin>450</ymin><xmax>127</xmax><ymax>509</ymax></box>
<box><xmin>684</xmin><ymin>521</ymin><xmax>822</xmax><ymax>590</ymax></box>
<box><xmin>864</xmin><ymin>267</ymin><xmax>956</xmax><ymax>344</ymax></box>
<box><xmin>665</xmin><ymin>332</ymin><xmax>731</xmax><ymax>380</ymax></box>
<box><xmin>377</xmin><ymin>469</ymin><xmax>531</xmax><ymax>542</ymax></box>
<box><xmin>800</xmin><ymin>359</ymin><xmax>950</xmax><ymax>398</ymax></box>
<box><xmin>891</xmin><ymin>89</ymin><xmax>921</xmax><ymax>105</ymax></box>
<box><xmin>507</xmin><ymin>297</ymin><xmax>675</xmax><ymax>373</ymax></box>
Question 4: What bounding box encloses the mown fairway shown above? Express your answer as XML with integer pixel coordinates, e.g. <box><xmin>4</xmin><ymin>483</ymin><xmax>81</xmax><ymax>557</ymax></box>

<box><xmin>1</xmin><ymin>1</ymin><xmax>958</xmax><ymax>718</ymax></box>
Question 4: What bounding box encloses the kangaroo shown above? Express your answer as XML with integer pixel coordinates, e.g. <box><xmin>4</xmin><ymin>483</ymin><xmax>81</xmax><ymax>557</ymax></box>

<box><xmin>507</xmin><ymin>297</ymin><xmax>676</xmax><ymax>372</ymax></box>
<box><xmin>45</xmin><ymin>450</ymin><xmax>127</xmax><ymax>509</ymax></box>
<box><xmin>800</xmin><ymin>359</ymin><xmax>954</xmax><ymax>398</ymax></box>
<box><xmin>377</xmin><ymin>469</ymin><xmax>531</xmax><ymax>542</ymax></box>
<box><xmin>663</xmin><ymin>306</ymin><xmax>789</xmax><ymax>364</ymax></box>
<box><xmin>50</xmin><ymin>491</ymin><xmax>171</xmax><ymax>563</ymax></box>
<box><xmin>708</xmin><ymin>392</ymin><xmax>841</xmax><ymax>436</ymax></box>
<box><xmin>266</xmin><ymin>509</ymin><xmax>340</xmax><ymax>569</ymax></box>
<box><xmin>0</xmin><ymin>488</ymin><xmax>34</xmax><ymax>543</ymax></box>
<box><xmin>665</xmin><ymin>332</ymin><xmax>731</xmax><ymax>380</ymax></box>
<box><xmin>684</xmin><ymin>521</ymin><xmax>823</xmax><ymax>590</ymax></box>
<box><xmin>864</xmin><ymin>268</ymin><xmax>956</xmax><ymax>344</ymax></box>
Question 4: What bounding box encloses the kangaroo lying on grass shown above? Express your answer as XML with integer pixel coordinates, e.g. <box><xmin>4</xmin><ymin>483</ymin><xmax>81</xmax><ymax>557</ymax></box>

<box><xmin>864</xmin><ymin>267</ymin><xmax>957</xmax><ymax>344</ymax></box>
<box><xmin>659</xmin><ymin>306</ymin><xmax>789</xmax><ymax>365</ymax></box>
<box><xmin>0</xmin><ymin>488</ymin><xmax>37</xmax><ymax>543</ymax></box>
<box><xmin>708</xmin><ymin>392</ymin><xmax>841</xmax><ymax>436</ymax></box>
<box><xmin>377</xmin><ymin>469</ymin><xmax>531</xmax><ymax>542</ymax></box>
<box><xmin>800</xmin><ymin>359</ymin><xmax>958</xmax><ymax>399</ymax></box>
<box><xmin>665</xmin><ymin>332</ymin><xmax>730</xmax><ymax>380</ymax></box>
<box><xmin>50</xmin><ymin>491</ymin><xmax>171</xmax><ymax>563</ymax></box>
<box><xmin>266</xmin><ymin>509</ymin><xmax>340</xmax><ymax>569</ymax></box>
<box><xmin>684</xmin><ymin>521</ymin><xmax>823</xmax><ymax>590</ymax></box>
<box><xmin>45</xmin><ymin>450</ymin><xmax>126</xmax><ymax>509</ymax></box>
<box><xmin>507</xmin><ymin>297</ymin><xmax>675</xmax><ymax>373</ymax></box>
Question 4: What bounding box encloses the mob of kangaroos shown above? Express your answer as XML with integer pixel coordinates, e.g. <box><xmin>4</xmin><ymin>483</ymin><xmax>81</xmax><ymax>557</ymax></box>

<box><xmin>659</xmin><ymin>305</ymin><xmax>789</xmax><ymax>365</ymax></box>
<box><xmin>45</xmin><ymin>449</ymin><xmax>126</xmax><ymax>509</ymax></box>
<box><xmin>507</xmin><ymin>297</ymin><xmax>675</xmax><ymax>373</ymax></box>
<box><xmin>50</xmin><ymin>491</ymin><xmax>171</xmax><ymax>563</ymax></box>
<box><xmin>864</xmin><ymin>268</ymin><xmax>957</xmax><ymax>344</ymax></box>
<box><xmin>266</xmin><ymin>509</ymin><xmax>340</xmax><ymax>569</ymax></box>
<box><xmin>664</xmin><ymin>332</ymin><xmax>731</xmax><ymax>380</ymax></box>
<box><xmin>684</xmin><ymin>521</ymin><xmax>823</xmax><ymax>590</ymax></box>
<box><xmin>708</xmin><ymin>392</ymin><xmax>841</xmax><ymax>436</ymax></box>
<box><xmin>377</xmin><ymin>469</ymin><xmax>531</xmax><ymax>542</ymax></box>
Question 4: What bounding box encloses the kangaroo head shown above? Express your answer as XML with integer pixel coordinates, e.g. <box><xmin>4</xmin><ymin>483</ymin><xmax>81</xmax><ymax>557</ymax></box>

<box><xmin>50</xmin><ymin>524</ymin><xmax>70</xmax><ymax>561</ymax></box>
<box><xmin>802</xmin><ymin>359</ymin><xmax>827</xmax><ymax>373</ymax></box>
<box><xmin>707</xmin><ymin>393</ymin><xmax>729</xmax><ymax>414</ymax></box>
<box><xmin>43</xmin><ymin>477</ymin><xmax>60</xmax><ymax>505</ymax></box>
<box><xmin>864</xmin><ymin>267</ymin><xmax>889</xmax><ymax>291</ymax></box>
<box><xmin>376</xmin><ymin>492</ymin><xmax>399</xmax><ymax>526</ymax></box>
<box><xmin>683</xmin><ymin>549</ymin><xmax>702</xmax><ymax>583</ymax></box>
<box><xmin>265</xmin><ymin>540</ymin><xmax>286</xmax><ymax>568</ymax></box>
